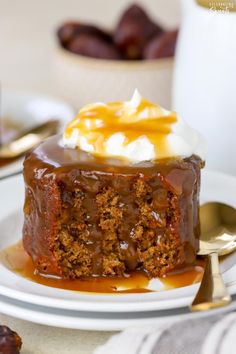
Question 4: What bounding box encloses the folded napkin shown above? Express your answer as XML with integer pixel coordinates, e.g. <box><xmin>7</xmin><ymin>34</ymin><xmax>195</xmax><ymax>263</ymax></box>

<box><xmin>94</xmin><ymin>311</ymin><xmax>236</xmax><ymax>354</ymax></box>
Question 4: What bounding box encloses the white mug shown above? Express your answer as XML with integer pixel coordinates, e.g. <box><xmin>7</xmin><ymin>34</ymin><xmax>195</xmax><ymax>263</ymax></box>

<box><xmin>173</xmin><ymin>0</ymin><xmax>236</xmax><ymax>175</ymax></box>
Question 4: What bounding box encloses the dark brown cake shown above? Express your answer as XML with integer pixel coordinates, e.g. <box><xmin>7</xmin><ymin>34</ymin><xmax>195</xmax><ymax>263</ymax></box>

<box><xmin>23</xmin><ymin>135</ymin><xmax>203</xmax><ymax>279</ymax></box>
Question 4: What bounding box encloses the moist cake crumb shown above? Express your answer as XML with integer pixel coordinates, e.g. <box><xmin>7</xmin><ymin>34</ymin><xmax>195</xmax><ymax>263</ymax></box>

<box><xmin>23</xmin><ymin>135</ymin><xmax>203</xmax><ymax>279</ymax></box>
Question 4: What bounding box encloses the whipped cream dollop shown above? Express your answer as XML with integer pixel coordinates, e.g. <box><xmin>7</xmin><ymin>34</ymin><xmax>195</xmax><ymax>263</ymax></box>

<box><xmin>62</xmin><ymin>90</ymin><xmax>206</xmax><ymax>162</ymax></box>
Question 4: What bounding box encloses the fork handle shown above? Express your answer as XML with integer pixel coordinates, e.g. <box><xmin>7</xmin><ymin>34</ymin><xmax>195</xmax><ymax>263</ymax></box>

<box><xmin>191</xmin><ymin>252</ymin><xmax>231</xmax><ymax>311</ymax></box>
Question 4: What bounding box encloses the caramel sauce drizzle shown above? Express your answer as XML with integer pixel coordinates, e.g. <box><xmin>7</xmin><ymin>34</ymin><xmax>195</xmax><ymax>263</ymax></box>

<box><xmin>64</xmin><ymin>97</ymin><xmax>177</xmax><ymax>160</ymax></box>
<box><xmin>0</xmin><ymin>242</ymin><xmax>204</xmax><ymax>294</ymax></box>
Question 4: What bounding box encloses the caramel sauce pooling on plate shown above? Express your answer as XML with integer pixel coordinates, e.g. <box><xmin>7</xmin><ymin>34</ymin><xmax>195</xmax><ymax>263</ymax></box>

<box><xmin>1</xmin><ymin>242</ymin><xmax>204</xmax><ymax>294</ymax></box>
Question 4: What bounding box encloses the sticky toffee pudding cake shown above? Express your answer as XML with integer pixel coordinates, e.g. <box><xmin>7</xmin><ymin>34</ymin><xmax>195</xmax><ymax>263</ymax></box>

<box><xmin>23</xmin><ymin>90</ymin><xmax>205</xmax><ymax>279</ymax></box>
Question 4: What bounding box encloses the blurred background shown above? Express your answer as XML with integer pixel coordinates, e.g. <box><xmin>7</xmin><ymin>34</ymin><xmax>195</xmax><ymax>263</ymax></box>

<box><xmin>1</xmin><ymin>0</ymin><xmax>236</xmax><ymax>175</ymax></box>
<box><xmin>0</xmin><ymin>0</ymin><xmax>180</xmax><ymax>95</ymax></box>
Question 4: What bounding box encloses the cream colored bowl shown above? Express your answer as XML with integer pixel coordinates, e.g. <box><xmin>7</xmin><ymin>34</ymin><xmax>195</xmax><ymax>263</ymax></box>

<box><xmin>54</xmin><ymin>47</ymin><xmax>174</xmax><ymax>110</ymax></box>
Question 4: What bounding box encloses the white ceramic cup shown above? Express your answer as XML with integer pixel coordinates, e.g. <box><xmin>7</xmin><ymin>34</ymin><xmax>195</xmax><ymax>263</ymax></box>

<box><xmin>173</xmin><ymin>0</ymin><xmax>236</xmax><ymax>175</ymax></box>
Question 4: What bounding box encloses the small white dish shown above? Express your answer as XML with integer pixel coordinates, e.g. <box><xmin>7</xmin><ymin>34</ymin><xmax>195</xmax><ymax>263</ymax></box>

<box><xmin>2</xmin><ymin>89</ymin><xmax>75</xmax><ymax>130</ymax></box>
<box><xmin>54</xmin><ymin>47</ymin><xmax>173</xmax><ymax>109</ymax></box>
<box><xmin>0</xmin><ymin>89</ymin><xmax>75</xmax><ymax>179</ymax></box>
<box><xmin>0</xmin><ymin>171</ymin><xmax>236</xmax><ymax>315</ymax></box>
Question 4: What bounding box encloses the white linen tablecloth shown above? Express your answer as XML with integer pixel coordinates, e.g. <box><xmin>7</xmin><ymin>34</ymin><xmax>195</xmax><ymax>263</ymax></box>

<box><xmin>94</xmin><ymin>311</ymin><xmax>236</xmax><ymax>354</ymax></box>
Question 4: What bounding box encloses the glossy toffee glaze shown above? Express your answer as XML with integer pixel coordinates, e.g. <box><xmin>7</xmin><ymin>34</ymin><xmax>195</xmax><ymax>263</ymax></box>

<box><xmin>23</xmin><ymin>135</ymin><xmax>203</xmax><ymax>279</ymax></box>
<box><xmin>1</xmin><ymin>241</ymin><xmax>204</xmax><ymax>294</ymax></box>
<box><xmin>63</xmin><ymin>94</ymin><xmax>177</xmax><ymax>159</ymax></box>
<box><xmin>25</xmin><ymin>134</ymin><xmax>191</xmax><ymax>172</ymax></box>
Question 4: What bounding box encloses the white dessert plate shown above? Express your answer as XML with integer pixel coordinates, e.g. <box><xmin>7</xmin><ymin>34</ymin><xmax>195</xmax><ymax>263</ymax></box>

<box><xmin>0</xmin><ymin>292</ymin><xmax>236</xmax><ymax>331</ymax></box>
<box><xmin>0</xmin><ymin>171</ymin><xmax>236</xmax><ymax>313</ymax></box>
<box><xmin>0</xmin><ymin>89</ymin><xmax>75</xmax><ymax>180</ymax></box>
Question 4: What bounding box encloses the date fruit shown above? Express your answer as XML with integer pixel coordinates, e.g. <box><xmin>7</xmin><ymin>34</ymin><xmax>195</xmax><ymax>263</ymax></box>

<box><xmin>114</xmin><ymin>4</ymin><xmax>163</xmax><ymax>60</ymax></box>
<box><xmin>56</xmin><ymin>4</ymin><xmax>178</xmax><ymax>61</ymax></box>
<box><xmin>67</xmin><ymin>33</ymin><xmax>121</xmax><ymax>60</ymax></box>
<box><xmin>57</xmin><ymin>22</ymin><xmax>112</xmax><ymax>47</ymax></box>
<box><xmin>143</xmin><ymin>30</ymin><xmax>178</xmax><ymax>60</ymax></box>
<box><xmin>0</xmin><ymin>326</ymin><xmax>22</xmax><ymax>354</ymax></box>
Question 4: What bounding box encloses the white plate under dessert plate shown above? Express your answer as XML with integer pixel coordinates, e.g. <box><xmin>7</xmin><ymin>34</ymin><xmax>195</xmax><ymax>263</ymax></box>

<box><xmin>0</xmin><ymin>89</ymin><xmax>75</xmax><ymax>180</ymax></box>
<box><xmin>0</xmin><ymin>170</ymin><xmax>236</xmax><ymax>314</ymax></box>
<box><xmin>1</xmin><ymin>292</ymin><xmax>236</xmax><ymax>331</ymax></box>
